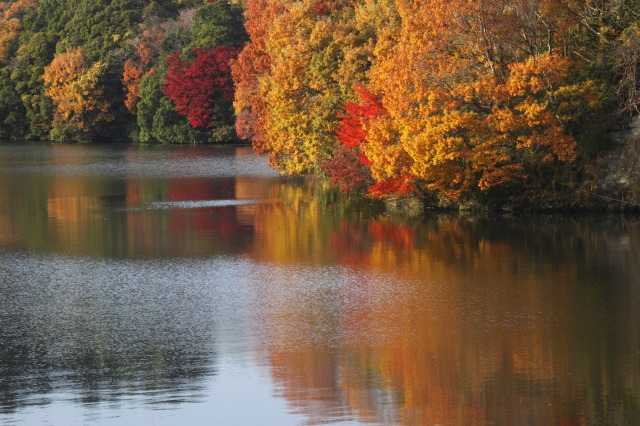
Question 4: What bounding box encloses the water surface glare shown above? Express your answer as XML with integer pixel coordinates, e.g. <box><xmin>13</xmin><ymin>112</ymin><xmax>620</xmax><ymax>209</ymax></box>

<box><xmin>1</xmin><ymin>143</ymin><xmax>639</xmax><ymax>425</ymax></box>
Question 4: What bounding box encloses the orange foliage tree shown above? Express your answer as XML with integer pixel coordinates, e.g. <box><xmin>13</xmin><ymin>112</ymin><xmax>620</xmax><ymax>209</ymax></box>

<box><xmin>231</xmin><ymin>0</ymin><xmax>285</xmax><ymax>153</ymax></box>
<box><xmin>359</xmin><ymin>0</ymin><xmax>603</xmax><ymax>201</ymax></box>
<box><xmin>43</xmin><ymin>47</ymin><xmax>113</xmax><ymax>141</ymax></box>
<box><xmin>122</xmin><ymin>58</ymin><xmax>144</xmax><ymax>113</ymax></box>
<box><xmin>324</xmin><ymin>83</ymin><xmax>417</xmax><ymax>195</ymax></box>
<box><xmin>122</xmin><ymin>21</ymin><xmax>168</xmax><ymax>114</ymax></box>
<box><xmin>238</xmin><ymin>0</ymin><xmax>386</xmax><ymax>174</ymax></box>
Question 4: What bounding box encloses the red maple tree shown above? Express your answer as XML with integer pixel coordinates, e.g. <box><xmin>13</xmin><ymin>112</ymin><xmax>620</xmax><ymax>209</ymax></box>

<box><xmin>335</xmin><ymin>83</ymin><xmax>384</xmax><ymax>154</ymax></box>
<box><xmin>321</xmin><ymin>84</ymin><xmax>388</xmax><ymax>193</ymax></box>
<box><xmin>325</xmin><ymin>84</ymin><xmax>417</xmax><ymax>196</ymax></box>
<box><xmin>163</xmin><ymin>46</ymin><xmax>241</xmax><ymax>129</ymax></box>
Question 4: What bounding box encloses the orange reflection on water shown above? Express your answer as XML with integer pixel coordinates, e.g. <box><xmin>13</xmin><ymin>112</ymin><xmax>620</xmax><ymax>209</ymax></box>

<box><xmin>45</xmin><ymin>146</ymin><xmax>105</xmax><ymax>253</ymax></box>
<box><xmin>252</xmin><ymin>208</ymin><xmax>640</xmax><ymax>425</ymax></box>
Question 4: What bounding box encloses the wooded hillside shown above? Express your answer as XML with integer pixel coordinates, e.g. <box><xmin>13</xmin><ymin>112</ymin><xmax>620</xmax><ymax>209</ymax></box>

<box><xmin>0</xmin><ymin>0</ymin><xmax>245</xmax><ymax>143</ymax></box>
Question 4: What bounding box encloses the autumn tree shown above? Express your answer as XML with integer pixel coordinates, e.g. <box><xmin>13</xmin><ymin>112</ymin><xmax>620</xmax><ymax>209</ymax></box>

<box><xmin>230</xmin><ymin>0</ymin><xmax>617</xmax><ymax>204</ymax></box>
<box><xmin>136</xmin><ymin>68</ymin><xmax>206</xmax><ymax>143</ymax></box>
<box><xmin>159</xmin><ymin>0</ymin><xmax>247</xmax><ymax>142</ymax></box>
<box><xmin>124</xmin><ymin>7</ymin><xmax>196</xmax><ymax>141</ymax></box>
<box><xmin>122</xmin><ymin>59</ymin><xmax>144</xmax><ymax>113</ymax></box>
<box><xmin>231</xmin><ymin>0</ymin><xmax>286</xmax><ymax>153</ymax></box>
<box><xmin>126</xmin><ymin>0</ymin><xmax>246</xmax><ymax>143</ymax></box>
<box><xmin>122</xmin><ymin>19</ymin><xmax>170</xmax><ymax>115</ymax></box>
<box><xmin>0</xmin><ymin>0</ymin><xmax>42</xmax><ymax>139</ymax></box>
<box><xmin>43</xmin><ymin>47</ymin><xmax>113</xmax><ymax>142</ymax></box>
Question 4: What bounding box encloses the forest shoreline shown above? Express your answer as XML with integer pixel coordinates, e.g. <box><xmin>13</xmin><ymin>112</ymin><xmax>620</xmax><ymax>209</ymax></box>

<box><xmin>1</xmin><ymin>0</ymin><xmax>639</xmax><ymax>212</ymax></box>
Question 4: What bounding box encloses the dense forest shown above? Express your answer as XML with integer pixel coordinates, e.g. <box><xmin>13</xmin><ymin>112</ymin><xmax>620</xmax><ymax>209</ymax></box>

<box><xmin>0</xmin><ymin>0</ymin><xmax>246</xmax><ymax>144</ymax></box>
<box><xmin>0</xmin><ymin>0</ymin><xmax>639</xmax><ymax>207</ymax></box>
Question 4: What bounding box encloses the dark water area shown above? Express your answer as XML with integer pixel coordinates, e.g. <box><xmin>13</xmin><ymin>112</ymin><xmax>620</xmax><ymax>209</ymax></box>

<box><xmin>0</xmin><ymin>143</ymin><xmax>639</xmax><ymax>425</ymax></box>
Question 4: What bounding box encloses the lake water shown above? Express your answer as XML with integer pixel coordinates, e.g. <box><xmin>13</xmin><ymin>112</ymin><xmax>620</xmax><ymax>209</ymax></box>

<box><xmin>1</xmin><ymin>143</ymin><xmax>639</xmax><ymax>425</ymax></box>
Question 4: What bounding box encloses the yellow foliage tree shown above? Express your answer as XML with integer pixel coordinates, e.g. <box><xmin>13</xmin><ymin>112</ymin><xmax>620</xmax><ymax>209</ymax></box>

<box><xmin>248</xmin><ymin>0</ymin><xmax>376</xmax><ymax>174</ymax></box>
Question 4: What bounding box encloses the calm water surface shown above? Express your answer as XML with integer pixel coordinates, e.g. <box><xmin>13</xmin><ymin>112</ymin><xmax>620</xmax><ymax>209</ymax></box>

<box><xmin>1</xmin><ymin>143</ymin><xmax>639</xmax><ymax>425</ymax></box>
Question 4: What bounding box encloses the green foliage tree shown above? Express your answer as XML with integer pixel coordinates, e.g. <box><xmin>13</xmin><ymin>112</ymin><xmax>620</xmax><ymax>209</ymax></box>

<box><xmin>0</xmin><ymin>68</ymin><xmax>27</xmax><ymax>138</ymax></box>
<box><xmin>189</xmin><ymin>0</ymin><xmax>247</xmax><ymax>50</ymax></box>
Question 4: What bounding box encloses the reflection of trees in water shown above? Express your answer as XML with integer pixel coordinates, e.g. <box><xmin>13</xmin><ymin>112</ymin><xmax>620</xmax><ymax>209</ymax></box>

<box><xmin>251</xmin><ymin>201</ymin><xmax>640</xmax><ymax>425</ymax></box>
<box><xmin>124</xmin><ymin>176</ymin><xmax>256</xmax><ymax>258</ymax></box>
<box><xmin>0</xmin><ymin>255</ymin><xmax>217</xmax><ymax>414</ymax></box>
<box><xmin>0</xmin><ymin>145</ymin><xmax>261</xmax><ymax>258</ymax></box>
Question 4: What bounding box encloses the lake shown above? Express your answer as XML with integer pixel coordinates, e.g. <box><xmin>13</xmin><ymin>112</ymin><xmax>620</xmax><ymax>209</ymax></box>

<box><xmin>1</xmin><ymin>142</ymin><xmax>639</xmax><ymax>425</ymax></box>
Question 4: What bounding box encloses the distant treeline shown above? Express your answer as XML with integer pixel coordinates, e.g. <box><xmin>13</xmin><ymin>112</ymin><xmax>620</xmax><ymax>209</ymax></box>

<box><xmin>1</xmin><ymin>0</ymin><xmax>639</xmax><ymax>205</ymax></box>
